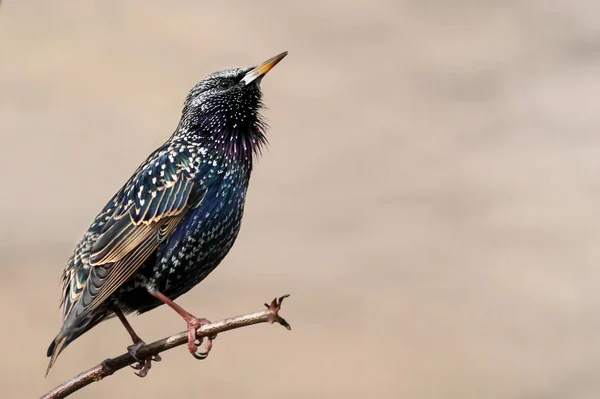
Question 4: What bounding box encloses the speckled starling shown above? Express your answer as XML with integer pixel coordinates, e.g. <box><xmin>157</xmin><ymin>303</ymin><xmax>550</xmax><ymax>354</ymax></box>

<box><xmin>46</xmin><ymin>51</ymin><xmax>288</xmax><ymax>377</ymax></box>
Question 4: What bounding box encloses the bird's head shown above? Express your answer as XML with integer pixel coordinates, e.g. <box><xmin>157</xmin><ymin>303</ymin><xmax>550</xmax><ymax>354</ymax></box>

<box><xmin>178</xmin><ymin>51</ymin><xmax>288</xmax><ymax>164</ymax></box>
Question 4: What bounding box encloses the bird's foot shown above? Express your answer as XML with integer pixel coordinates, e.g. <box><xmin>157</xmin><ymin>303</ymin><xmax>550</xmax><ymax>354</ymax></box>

<box><xmin>127</xmin><ymin>340</ymin><xmax>161</xmax><ymax>378</ymax></box>
<box><xmin>145</xmin><ymin>290</ymin><xmax>216</xmax><ymax>360</ymax></box>
<box><xmin>186</xmin><ymin>317</ymin><xmax>215</xmax><ymax>360</ymax></box>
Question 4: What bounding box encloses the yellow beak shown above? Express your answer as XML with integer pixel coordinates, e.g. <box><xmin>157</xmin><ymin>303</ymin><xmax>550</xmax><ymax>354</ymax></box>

<box><xmin>241</xmin><ymin>51</ymin><xmax>288</xmax><ymax>85</ymax></box>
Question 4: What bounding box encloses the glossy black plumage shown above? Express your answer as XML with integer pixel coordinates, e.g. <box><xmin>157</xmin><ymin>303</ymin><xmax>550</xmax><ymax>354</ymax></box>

<box><xmin>46</xmin><ymin>52</ymin><xmax>288</xmax><ymax>374</ymax></box>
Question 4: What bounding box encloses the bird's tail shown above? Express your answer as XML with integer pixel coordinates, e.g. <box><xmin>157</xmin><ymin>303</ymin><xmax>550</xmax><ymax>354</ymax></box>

<box><xmin>45</xmin><ymin>310</ymin><xmax>110</xmax><ymax>376</ymax></box>
<box><xmin>45</xmin><ymin>332</ymin><xmax>70</xmax><ymax>377</ymax></box>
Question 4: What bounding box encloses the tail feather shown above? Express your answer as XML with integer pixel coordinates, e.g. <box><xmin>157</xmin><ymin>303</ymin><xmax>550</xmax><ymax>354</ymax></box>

<box><xmin>45</xmin><ymin>335</ymin><xmax>69</xmax><ymax>377</ymax></box>
<box><xmin>45</xmin><ymin>310</ymin><xmax>112</xmax><ymax>376</ymax></box>
<box><xmin>46</xmin><ymin>339</ymin><xmax>56</xmax><ymax>357</ymax></box>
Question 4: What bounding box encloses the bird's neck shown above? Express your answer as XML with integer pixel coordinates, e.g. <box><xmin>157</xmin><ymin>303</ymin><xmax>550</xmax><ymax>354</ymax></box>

<box><xmin>178</xmin><ymin>122</ymin><xmax>265</xmax><ymax>172</ymax></box>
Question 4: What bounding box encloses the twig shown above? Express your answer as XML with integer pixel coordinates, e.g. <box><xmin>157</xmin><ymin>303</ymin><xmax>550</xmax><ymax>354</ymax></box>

<box><xmin>41</xmin><ymin>295</ymin><xmax>291</xmax><ymax>399</ymax></box>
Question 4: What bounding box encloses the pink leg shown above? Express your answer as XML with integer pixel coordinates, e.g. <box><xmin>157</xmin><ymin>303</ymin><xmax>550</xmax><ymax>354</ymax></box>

<box><xmin>113</xmin><ymin>307</ymin><xmax>161</xmax><ymax>377</ymax></box>
<box><xmin>148</xmin><ymin>290</ymin><xmax>214</xmax><ymax>360</ymax></box>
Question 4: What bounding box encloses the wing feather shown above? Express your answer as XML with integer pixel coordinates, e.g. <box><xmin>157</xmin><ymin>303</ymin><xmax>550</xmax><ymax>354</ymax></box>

<box><xmin>63</xmin><ymin>146</ymin><xmax>206</xmax><ymax>323</ymax></box>
<box><xmin>77</xmin><ymin>215</ymin><xmax>185</xmax><ymax>316</ymax></box>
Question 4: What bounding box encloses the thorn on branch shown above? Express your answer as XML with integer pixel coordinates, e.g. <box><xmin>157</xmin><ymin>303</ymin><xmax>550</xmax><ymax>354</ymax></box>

<box><xmin>264</xmin><ymin>294</ymin><xmax>291</xmax><ymax>330</ymax></box>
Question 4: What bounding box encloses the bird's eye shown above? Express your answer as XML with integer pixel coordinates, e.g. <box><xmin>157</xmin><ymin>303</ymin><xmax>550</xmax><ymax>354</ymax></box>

<box><xmin>218</xmin><ymin>79</ymin><xmax>234</xmax><ymax>89</ymax></box>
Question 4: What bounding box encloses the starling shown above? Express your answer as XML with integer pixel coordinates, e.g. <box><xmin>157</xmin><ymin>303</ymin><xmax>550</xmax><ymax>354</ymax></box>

<box><xmin>46</xmin><ymin>51</ymin><xmax>288</xmax><ymax>377</ymax></box>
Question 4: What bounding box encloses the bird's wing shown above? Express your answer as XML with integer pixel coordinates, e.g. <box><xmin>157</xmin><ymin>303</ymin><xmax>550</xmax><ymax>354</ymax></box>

<box><xmin>59</xmin><ymin>195</ymin><xmax>123</xmax><ymax>321</ymax></box>
<box><xmin>65</xmin><ymin>145</ymin><xmax>205</xmax><ymax>322</ymax></box>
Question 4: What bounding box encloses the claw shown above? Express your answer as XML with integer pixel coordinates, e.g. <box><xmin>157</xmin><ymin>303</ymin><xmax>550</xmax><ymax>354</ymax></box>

<box><xmin>192</xmin><ymin>351</ymin><xmax>208</xmax><ymax>360</ymax></box>
<box><xmin>146</xmin><ymin>291</ymin><xmax>219</xmax><ymax>361</ymax></box>
<box><xmin>126</xmin><ymin>339</ymin><xmax>158</xmax><ymax>377</ymax></box>
<box><xmin>186</xmin><ymin>317</ymin><xmax>214</xmax><ymax>360</ymax></box>
<box><xmin>127</xmin><ymin>340</ymin><xmax>146</xmax><ymax>362</ymax></box>
<box><xmin>130</xmin><ymin>362</ymin><xmax>143</xmax><ymax>370</ymax></box>
<box><xmin>134</xmin><ymin>358</ymin><xmax>152</xmax><ymax>378</ymax></box>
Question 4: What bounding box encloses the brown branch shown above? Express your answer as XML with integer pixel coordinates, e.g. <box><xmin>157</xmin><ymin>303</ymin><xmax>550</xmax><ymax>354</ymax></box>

<box><xmin>40</xmin><ymin>295</ymin><xmax>291</xmax><ymax>399</ymax></box>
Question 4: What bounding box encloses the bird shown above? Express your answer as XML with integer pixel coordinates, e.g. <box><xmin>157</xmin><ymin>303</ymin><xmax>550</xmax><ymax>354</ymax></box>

<box><xmin>46</xmin><ymin>51</ymin><xmax>288</xmax><ymax>377</ymax></box>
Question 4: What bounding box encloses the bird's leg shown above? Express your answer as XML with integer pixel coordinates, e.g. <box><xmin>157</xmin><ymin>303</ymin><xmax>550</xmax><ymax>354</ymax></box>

<box><xmin>114</xmin><ymin>307</ymin><xmax>143</xmax><ymax>346</ymax></box>
<box><xmin>148</xmin><ymin>290</ymin><xmax>215</xmax><ymax>360</ymax></box>
<box><xmin>113</xmin><ymin>307</ymin><xmax>160</xmax><ymax>378</ymax></box>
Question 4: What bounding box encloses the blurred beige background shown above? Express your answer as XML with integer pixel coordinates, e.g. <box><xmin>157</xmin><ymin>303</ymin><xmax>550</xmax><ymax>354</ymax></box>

<box><xmin>2</xmin><ymin>0</ymin><xmax>600</xmax><ymax>398</ymax></box>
